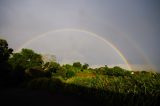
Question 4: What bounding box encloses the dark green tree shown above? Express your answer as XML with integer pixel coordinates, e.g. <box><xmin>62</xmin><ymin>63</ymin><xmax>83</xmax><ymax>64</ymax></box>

<box><xmin>44</xmin><ymin>62</ymin><xmax>61</xmax><ymax>73</ymax></box>
<box><xmin>105</xmin><ymin>66</ymin><xmax>126</xmax><ymax>76</ymax></box>
<box><xmin>0</xmin><ymin>39</ymin><xmax>13</xmax><ymax>63</ymax></box>
<box><xmin>0</xmin><ymin>39</ymin><xmax>13</xmax><ymax>86</ymax></box>
<box><xmin>8</xmin><ymin>49</ymin><xmax>43</xmax><ymax>82</ymax></box>
<box><xmin>82</xmin><ymin>63</ymin><xmax>89</xmax><ymax>69</ymax></box>
<box><xmin>62</xmin><ymin>64</ymin><xmax>72</xmax><ymax>69</ymax></box>
<box><xmin>73</xmin><ymin>62</ymin><xmax>82</xmax><ymax>68</ymax></box>
<box><xmin>9</xmin><ymin>48</ymin><xmax>43</xmax><ymax>71</ymax></box>
<box><xmin>112</xmin><ymin>66</ymin><xmax>125</xmax><ymax>76</ymax></box>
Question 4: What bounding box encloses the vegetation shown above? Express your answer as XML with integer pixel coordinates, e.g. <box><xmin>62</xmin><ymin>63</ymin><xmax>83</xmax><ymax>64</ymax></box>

<box><xmin>0</xmin><ymin>38</ymin><xmax>160</xmax><ymax>106</ymax></box>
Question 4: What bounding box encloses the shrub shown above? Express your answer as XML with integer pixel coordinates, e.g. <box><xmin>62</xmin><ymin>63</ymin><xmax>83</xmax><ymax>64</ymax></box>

<box><xmin>66</xmin><ymin>70</ymin><xmax>75</xmax><ymax>78</ymax></box>
<box><xmin>47</xmin><ymin>62</ymin><xmax>61</xmax><ymax>73</ymax></box>
<box><xmin>82</xmin><ymin>63</ymin><xmax>89</xmax><ymax>69</ymax></box>
<box><xmin>73</xmin><ymin>62</ymin><xmax>82</xmax><ymax>68</ymax></box>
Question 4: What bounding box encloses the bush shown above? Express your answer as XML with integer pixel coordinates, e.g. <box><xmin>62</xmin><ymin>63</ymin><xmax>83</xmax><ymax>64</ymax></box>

<box><xmin>46</xmin><ymin>62</ymin><xmax>61</xmax><ymax>73</ymax></box>
<box><xmin>82</xmin><ymin>63</ymin><xmax>89</xmax><ymax>69</ymax></box>
<box><xmin>66</xmin><ymin>70</ymin><xmax>75</xmax><ymax>78</ymax></box>
<box><xmin>73</xmin><ymin>62</ymin><xmax>82</xmax><ymax>68</ymax></box>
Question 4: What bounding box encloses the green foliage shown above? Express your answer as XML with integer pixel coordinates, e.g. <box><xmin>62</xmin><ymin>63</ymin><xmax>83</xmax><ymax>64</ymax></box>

<box><xmin>94</xmin><ymin>67</ymin><xmax>106</xmax><ymax>75</ymax></box>
<box><xmin>82</xmin><ymin>63</ymin><xmax>89</xmax><ymax>69</ymax></box>
<box><xmin>43</xmin><ymin>62</ymin><xmax>76</xmax><ymax>78</ymax></box>
<box><xmin>55</xmin><ymin>67</ymin><xmax>67</xmax><ymax>78</ymax></box>
<box><xmin>0</xmin><ymin>39</ymin><xmax>13</xmax><ymax>63</ymax></box>
<box><xmin>9</xmin><ymin>48</ymin><xmax>43</xmax><ymax>71</ymax></box>
<box><xmin>0</xmin><ymin>39</ymin><xmax>13</xmax><ymax>86</ymax></box>
<box><xmin>112</xmin><ymin>66</ymin><xmax>126</xmax><ymax>76</ymax></box>
<box><xmin>73</xmin><ymin>62</ymin><xmax>82</xmax><ymax>68</ymax></box>
<box><xmin>0</xmin><ymin>39</ymin><xmax>13</xmax><ymax>72</ymax></box>
<box><xmin>62</xmin><ymin>64</ymin><xmax>72</xmax><ymax>69</ymax></box>
<box><xmin>95</xmin><ymin>66</ymin><xmax>131</xmax><ymax>77</ymax></box>
<box><xmin>66</xmin><ymin>70</ymin><xmax>75</xmax><ymax>78</ymax></box>
<box><xmin>43</xmin><ymin>62</ymin><xmax>60</xmax><ymax>73</ymax></box>
<box><xmin>1</xmin><ymin>38</ymin><xmax>160</xmax><ymax>106</ymax></box>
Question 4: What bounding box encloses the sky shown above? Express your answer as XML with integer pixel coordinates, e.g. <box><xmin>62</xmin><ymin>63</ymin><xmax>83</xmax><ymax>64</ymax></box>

<box><xmin>0</xmin><ymin>0</ymin><xmax>160</xmax><ymax>71</ymax></box>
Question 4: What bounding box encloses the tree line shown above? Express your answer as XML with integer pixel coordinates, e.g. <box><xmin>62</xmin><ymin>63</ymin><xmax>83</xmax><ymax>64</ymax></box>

<box><xmin>0</xmin><ymin>38</ymin><xmax>160</xmax><ymax>106</ymax></box>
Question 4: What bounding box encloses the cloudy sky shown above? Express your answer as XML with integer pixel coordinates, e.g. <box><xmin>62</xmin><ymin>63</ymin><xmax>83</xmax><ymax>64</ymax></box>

<box><xmin>0</xmin><ymin>0</ymin><xmax>160</xmax><ymax>71</ymax></box>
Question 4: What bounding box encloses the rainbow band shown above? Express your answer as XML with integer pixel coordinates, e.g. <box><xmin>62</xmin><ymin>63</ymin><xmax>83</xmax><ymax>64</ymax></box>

<box><xmin>16</xmin><ymin>28</ymin><xmax>132</xmax><ymax>70</ymax></box>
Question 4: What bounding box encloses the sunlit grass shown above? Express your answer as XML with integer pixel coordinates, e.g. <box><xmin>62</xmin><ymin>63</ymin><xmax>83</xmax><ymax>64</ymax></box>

<box><xmin>76</xmin><ymin>72</ymin><xmax>95</xmax><ymax>78</ymax></box>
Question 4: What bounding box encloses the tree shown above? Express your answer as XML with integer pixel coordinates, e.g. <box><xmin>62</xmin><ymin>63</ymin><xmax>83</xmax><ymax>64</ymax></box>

<box><xmin>47</xmin><ymin>62</ymin><xmax>60</xmax><ymax>73</ymax></box>
<box><xmin>82</xmin><ymin>63</ymin><xmax>89</xmax><ymax>69</ymax></box>
<box><xmin>104</xmin><ymin>66</ymin><xmax>126</xmax><ymax>76</ymax></box>
<box><xmin>0</xmin><ymin>39</ymin><xmax>13</xmax><ymax>63</ymax></box>
<box><xmin>8</xmin><ymin>49</ymin><xmax>44</xmax><ymax>83</ymax></box>
<box><xmin>9</xmin><ymin>48</ymin><xmax>43</xmax><ymax>71</ymax></box>
<box><xmin>112</xmin><ymin>66</ymin><xmax>125</xmax><ymax>76</ymax></box>
<box><xmin>0</xmin><ymin>39</ymin><xmax>13</xmax><ymax>86</ymax></box>
<box><xmin>62</xmin><ymin>64</ymin><xmax>72</xmax><ymax>69</ymax></box>
<box><xmin>73</xmin><ymin>62</ymin><xmax>82</xmax><ymax>68</ymax></box>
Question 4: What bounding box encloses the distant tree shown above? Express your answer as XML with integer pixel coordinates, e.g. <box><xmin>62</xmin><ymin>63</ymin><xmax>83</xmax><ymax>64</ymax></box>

<box><xmin>82</xmin><ymin>63</ymin><xmax>89</xmax><ymax>69</ymax></box>
<box><xmin>73</xmin><ymin>62</ymin><xmax>82</xmax><ymax>68</ymax></box>
<box><xmin>62</xmin><ymin>64</ymin><xmax>72</xmax><ymax>69</ymax></box>
<box><xmin>105</xmin><ymin>68</ymin><xmax>113</xmax><ymax>76</ymax></box>
<box><xmin>104</xmin><ymin>65</ymin><xmax>109</xmax><ymax>70</ymax></box>
<box><xmin>44</xmin><ymin>62</ymin><xmax>61</xmax><ymax>74</ymax></box>
<box><xmin>96</xmin><ymin>67</ymin><xmax>106</xmax><ymax>75</ymax></box>
<box><xmin>9</xmin><ymin>48</ymin><xmax>43</xmax><ymax>71</ymax></box>
<box><xmin>105</xmin><ymin>66</ymin><xmax>126</xmax><ymax>76</ymax></box>
<box><xmin>113</xmin><ymin>66</ymin><xmax>125</xmax><ymax>76</ymax></box>
<box><xmin>0</xmin><ymin>39</ymin><xmax>13</xmax><ymax>63</ymax></box>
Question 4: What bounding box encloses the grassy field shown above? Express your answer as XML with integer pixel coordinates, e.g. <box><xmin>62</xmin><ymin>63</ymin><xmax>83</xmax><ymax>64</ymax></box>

<box><xmin>26</xmin><ymin>67</ymin><xmax>160</xmax><ymax>106</ymax></box>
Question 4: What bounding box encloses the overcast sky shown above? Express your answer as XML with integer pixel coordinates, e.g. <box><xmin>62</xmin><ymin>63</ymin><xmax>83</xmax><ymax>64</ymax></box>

<box><xmin>0</xmin><ymin>0</ymin><xmax>160</xmax><ymax>71</ymax></box>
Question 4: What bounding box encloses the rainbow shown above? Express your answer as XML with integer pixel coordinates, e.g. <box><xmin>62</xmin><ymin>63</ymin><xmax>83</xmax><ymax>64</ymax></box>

<box><xmin>16</xmin><ymin>28</ymin><xmax>132</xmax><ymax>70</ymax></box>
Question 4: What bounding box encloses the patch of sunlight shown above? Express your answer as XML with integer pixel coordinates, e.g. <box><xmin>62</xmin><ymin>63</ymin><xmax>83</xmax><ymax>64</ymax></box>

<box><xmin>76</xmin><ymin>72</ymin><xmax>96</xmax><ymax>78</ymax></box>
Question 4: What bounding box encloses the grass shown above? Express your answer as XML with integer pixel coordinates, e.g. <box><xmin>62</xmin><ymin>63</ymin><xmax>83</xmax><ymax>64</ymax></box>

<box><xmin>25</xmin><ymin>71</ymin><xmax>160</xmax><ymax>106</ymax></box>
